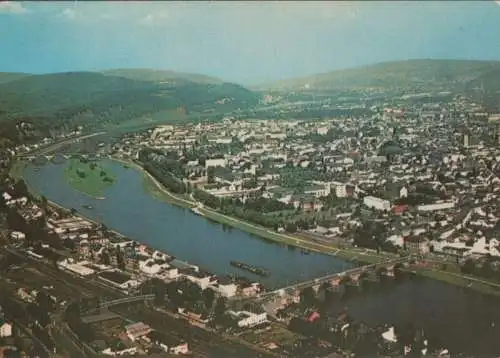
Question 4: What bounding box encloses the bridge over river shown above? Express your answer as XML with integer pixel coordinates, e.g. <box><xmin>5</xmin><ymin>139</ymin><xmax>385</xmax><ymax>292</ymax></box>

<box><xmin>231</xmin><ymin>256</ymin><xmax>413</xmax><ymax>303</ymax></box>
<box><xmin>78</xmin><ymin>257</ymin><xmax>414</xmax><ymax>322</ymax></box>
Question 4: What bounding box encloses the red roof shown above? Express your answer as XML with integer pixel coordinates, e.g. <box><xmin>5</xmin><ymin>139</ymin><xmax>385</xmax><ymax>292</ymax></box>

<box><xmin>307</xmin><ymin>311</ymin><xmax>320</xmax><ymax>322</ymax></box>
<box><xmin>392</xmin><ymin>205</ymin><xmax>408</xmax><ymax>214</ymax></box>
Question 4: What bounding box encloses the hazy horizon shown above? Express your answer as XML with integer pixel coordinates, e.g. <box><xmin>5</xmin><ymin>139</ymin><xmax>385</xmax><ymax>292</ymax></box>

<box><xmin>2</xmin><ymin>1</ymin><xmax>500</xmax><ymax>85</ymax></box>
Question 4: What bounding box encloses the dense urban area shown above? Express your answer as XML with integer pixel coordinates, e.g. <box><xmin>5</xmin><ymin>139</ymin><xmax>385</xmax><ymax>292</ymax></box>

<box><xmin>1</xmin><ymin>59</ymin><xmax>500</xmax><ymax>358</ymax></box>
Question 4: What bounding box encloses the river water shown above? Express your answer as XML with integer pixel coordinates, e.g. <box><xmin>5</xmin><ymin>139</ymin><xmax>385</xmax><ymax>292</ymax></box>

<box><xmin>23</xmin><ymin>159</ymin><xmax>500</xmax><ymax>355</ymax></box>
<box><xmin>23</xmin><ymin>160</ymin><xmax>353</xmax><ymax>289</ymax></box>
<box><xmin>335</xmin><ymin>276</ymin><xmax>500</xmax><ymax>356</ymax></box>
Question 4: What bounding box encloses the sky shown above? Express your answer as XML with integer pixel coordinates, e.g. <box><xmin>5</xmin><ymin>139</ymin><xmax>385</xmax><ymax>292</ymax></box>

<box><xmin>1</xmin><ymin>1</ymin><xmax>500</xmax><ymax>85</ymax></box>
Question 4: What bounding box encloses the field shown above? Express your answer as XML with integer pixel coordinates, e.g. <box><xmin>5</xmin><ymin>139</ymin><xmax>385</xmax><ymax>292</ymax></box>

<box><xmin>64</xmin><ymin>158</ymin><xmax>116</xmax><ymax>198</ymax></box>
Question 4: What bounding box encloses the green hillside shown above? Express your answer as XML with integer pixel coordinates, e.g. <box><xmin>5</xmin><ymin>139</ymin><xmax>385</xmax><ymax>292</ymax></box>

<box><xmin>466</xmin><ymin>68</ymin><xmax>500</xmax><ymax>112</ymax></box>
<box><xmin>100</xmin><ymin>69</ymin><xmax>223</xmax><ymax>85</ymax></box>
<box><xmin>0</xmin><ymin>72</ymin><xmax>30</xmax><ymax>84</ymax></box>
<box><xmin>259</xmin><ymin>59</ymin><xmax>500</xmax><ymax>92</ymax></box>
<box><xmin>0</xmin><ymin>71</ymin><xmax>259</xmax><ymax>136</ymax></box>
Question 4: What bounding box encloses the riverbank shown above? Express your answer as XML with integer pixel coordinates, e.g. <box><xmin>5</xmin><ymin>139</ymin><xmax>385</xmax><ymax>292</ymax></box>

<box><xmin>413</xmin><ymin>265</ymin><xmax>500</xmax><ymax>297</ymax></box>
<box><xmin>106</xmin><ymin>158</ymin><xmax>500</xmax><ymax>296</ymax></box>
<box><xmin>109</xmin><ymin>156</ymin><xmax>394</xmax><ymax>264</ymax></box>
<box><xmin>109</xmin><ymin>156</ymin><xmax>195</xmax><ymax>209</ymax></box>
<box><xmin>17</xmin><ymin>157</ymin><xmax>500</xmax><ymax>296</ymax></box>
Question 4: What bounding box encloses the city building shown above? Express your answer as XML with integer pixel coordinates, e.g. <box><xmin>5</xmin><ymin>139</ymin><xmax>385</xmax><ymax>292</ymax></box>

<box><xmin>227</xmin><ymin>310</ymin><xmax>268</xmax><ymax>328</ymax></box>
<box><xmin>125</xmin><ymin>322</ymin><xmax>153</xmax><ymax>341</ymax></box>
<box><xmin>363</xmin><ymin>196</ymin><xmax>391</xmax><ymax>211</ymax></box>
<box><xmin>0</xmin><ymin>321</ymin><xmax>12</xmax><ymax>338</ymax></box>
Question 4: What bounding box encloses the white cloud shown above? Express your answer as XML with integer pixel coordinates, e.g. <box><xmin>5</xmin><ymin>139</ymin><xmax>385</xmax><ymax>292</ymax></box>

<box><xmin>0</xmin><ymin>1</ymin><xmax>27</xmax><ymax>14</ymax></box>
<box><xmin>59</xmin><ymin>8</ymin><xmax>77</xmax><ymax>20</ymax></box>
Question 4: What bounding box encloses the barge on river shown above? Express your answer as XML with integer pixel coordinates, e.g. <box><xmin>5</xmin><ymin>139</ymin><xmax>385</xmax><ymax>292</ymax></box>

<box><xmin>230</xmin><ymin>261</ymin><xmax>271</xmax><ymax>277</ymax></box>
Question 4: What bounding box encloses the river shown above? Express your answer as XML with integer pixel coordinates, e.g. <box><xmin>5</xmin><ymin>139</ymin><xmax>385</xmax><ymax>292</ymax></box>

<box><xmin>331</xmin><ymin>276</ymin><xmax>500</xmax><ymax>356</ymax></box>
<box><xmin>22</xmin><ymin>159</ymin><xmax>500</xmax><ymax>355</ymax></box>
<box><xmin>23</xmin><ymin>159</ymin><xmax>353</xmax><ymax>289</ymax></box>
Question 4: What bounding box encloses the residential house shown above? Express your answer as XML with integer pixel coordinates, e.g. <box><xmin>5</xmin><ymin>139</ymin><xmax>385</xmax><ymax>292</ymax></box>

<box><xmin>0</xmin><ymin>321</ymin><xmax>12</xmax><ymax>337</ymax></box>
<box><xmin>125</xmin><ymin>322</ymin><xmax>152</xmax><ymax>341</ymax></box>
<box><xmin>227</xmin><ymin>310</ymin><xmax>268</xmax><ymax>328</ymax></box>
<box><xmin>405</xmin><ymin>236</ymin><xmax>430</xmax><ymax>255</ymax></box>
<box><xmin>213</xmin><ymin>279</ymin><xmax>238</xmax><ymax>298</ymax></box>
<box><xmin>145</xmin><ymin>331</ymin><xmax>189</xmax><ymax>355</ymax></box>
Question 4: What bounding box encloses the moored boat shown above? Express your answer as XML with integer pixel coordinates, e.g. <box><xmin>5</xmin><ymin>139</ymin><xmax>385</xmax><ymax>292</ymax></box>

<box><xmin>230</xmin><ymin>260</ymin><xmax>271</xmax><ymax>277</ymax></box>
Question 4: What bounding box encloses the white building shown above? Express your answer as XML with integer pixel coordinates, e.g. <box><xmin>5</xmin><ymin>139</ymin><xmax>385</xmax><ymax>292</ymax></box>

<box><xmin>417</xmin><ymin>201</ymin><xmax>455</xmax><ymax>212</ymax></box>
<box><xmin>399</xmin><ymin>186</ymin><xmax>408</xmax><ymax>198</ymax></box>
<box><xmin>363</xmin><ymin>196</ymin><xmax>391</xmax><ymax>211</ymax></box>
<box><xmin>57</xmin><ymin>259</ymin><xmax>95</xmax><ymax>277</ymax></box>
<box><xmin>184</xmin><ymin>272</ymin><xmax>215</xmax><ymax>290</ymax></box>
<box><xmin>317</xmin><ymin>127</ymin><xmax>329</xmax><ymax>136</ymax></box>
<box><xmin>139</xmin><ymin>259</ymin><xmax>169</xmax><ymax>276</ymax></box>
<box><xmin>214</xmin><ymin>282</ymin><xmax>238</xmax><ymax>298</ymax></box>
<box><xmin>205</xmin><ymin>158</ymin><xmax>226</xmax><ymax>169</ymax></box>
<box><xmin>125</xmin><ymin>322</ymin><xmax>152</xmax><ymax>341</ymax></box>
<box><xmin>335</xmin><ymin>185</ymin><xmax>347</xmax><ymax>198</ymax></box>
<box><xmin>381</xmin><ymin>326</ymin><xmax>397</xmax><ymax>343</ymax></box>
<box><xmin>102</xmin><ymin>347</ymin><xmax>138</xmax><ymax>356</ymax></box>
<box><xmin>228</xmin><ymin>310</ymin><xmax>268</xmax><ymax>328</ymax></box>
<box><xmin>0</xmin><ymin>322</ymin><xmax>12</xmax><ymax>338</ymax></box>
<box><xmin>305</xmin><ymin>184</ymin><xmax>330</xmax><ymax>198</ymax></box>
<box><xmin>2</xmin><ymin>192</ymin><xmax>12</xmax><ymax>202</ymax></box>
<box><xmin>162</xmin><ymin>267</ymin><xmax>180</xmax><ymax>280</ymax></box>
<box><xmin>10</xmin><ymin>231</ymin><xmax>26</xmax><ymax>240</ymax></box>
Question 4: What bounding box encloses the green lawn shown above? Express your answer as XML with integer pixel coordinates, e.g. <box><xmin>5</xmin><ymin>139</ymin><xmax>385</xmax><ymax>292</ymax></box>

<box><xmin>64</xmin><ymin>158</ymin><xmax>116</xmax><ymax>197</ymax></box>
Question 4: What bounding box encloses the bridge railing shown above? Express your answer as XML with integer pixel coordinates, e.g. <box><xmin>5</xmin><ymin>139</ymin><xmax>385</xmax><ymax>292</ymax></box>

<box><xmin>249</xmin><ymin>257</ymin><xmax>410</xmax><ymax>301</ymax></box>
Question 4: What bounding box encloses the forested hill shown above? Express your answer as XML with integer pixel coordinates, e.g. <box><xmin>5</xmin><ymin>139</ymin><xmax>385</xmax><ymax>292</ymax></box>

<box><xmin>0</xmin><ymin>71</ymin><xmax>260</xmax><ymax>139</ymax></box>
<box><xmin>258</xmin><ymin>59</ymin><xmax>500</xmax><ymax>92</ymax></box>
<box><xmin>100</xmin><ymin>69</ymin><xmax>223</xmax><ymax>85</ymax></box>
<box><xmin>465</xmin><ymin>68</ymin><xmax>500</xmax><ymax>112</ymax></box>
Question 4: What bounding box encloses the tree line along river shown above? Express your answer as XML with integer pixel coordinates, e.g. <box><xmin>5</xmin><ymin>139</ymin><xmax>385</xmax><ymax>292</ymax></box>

<box><xmin>22</xmin><ymin>159</ymin><xmax>500</xmax><ymax>356</ymax></box>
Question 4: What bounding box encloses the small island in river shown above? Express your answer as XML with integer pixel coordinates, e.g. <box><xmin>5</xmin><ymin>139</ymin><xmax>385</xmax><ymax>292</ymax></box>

<box><xmin>64</xmin><ymin>158</ymin><xmax>116</xmax><ymax>198</ymax></box>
